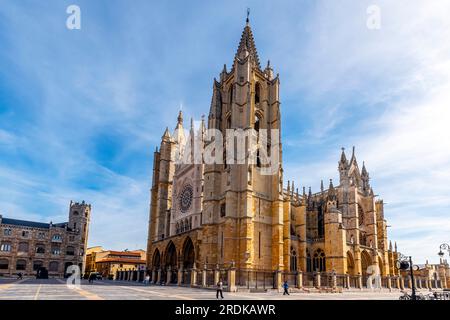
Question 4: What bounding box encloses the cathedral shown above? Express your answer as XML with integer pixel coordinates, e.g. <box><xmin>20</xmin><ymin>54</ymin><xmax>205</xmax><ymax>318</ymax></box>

<box><xmin>146</xmin><ymin>18</ymin><xmax>400</xmax><ymax>288</ymax></box>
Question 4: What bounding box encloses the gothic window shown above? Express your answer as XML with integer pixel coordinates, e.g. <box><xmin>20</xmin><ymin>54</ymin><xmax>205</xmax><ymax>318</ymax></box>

<box><xmin>66</xmin><ymin>246</ymin><xmax>75</xmax><ymax>256</ymax></box>
<box><xmin>229</xmin><ymin>85</ymin><xmax>233</xmax><ymax>107</ymax></box>
<box><xmin>317</xmin><ymin>205</ymin><xmax>324</xmax><ymax>238</ymax></box>
<box><xmin>3</xmin><ymin>228</ymin><xmax>12</xmax><ymax>236</ymax></box>
<box><xmin>360</xmin><ymin>232</ymin><xmax>367</xmax><ymax>246</ymax></box>
<box><xmin>16</xmin><ymin>259</ymin><xmax>26</xmax><ymax>271</ymax></box>
<box><xmin>313</xmin><ymin>249</ymin><xmax>326</xmax><ymax>272</ymax></box>
<box><xmin>73</xmin><ymin>211</ymin><xmax>79</xmax><ymax>216</ymax></box>
<box><xmin>290</xmin><ymin>247</ymin><xmax>298</xmax><ymax>272</ymax></box>
<box><xmin>255</xmin><ymin>82</ymin><xmax>261</xmax><ymax>104</ymax></box>
<box><xmin>176</xmin><ymin>222</ymin><xmax>180</xmax><ymax>234</ymax></box>
<box><xmin>18</xmin><ymin>242</ymin><xmax>29</xmax><ymax>252</ymax></box>
<box><xmin>358</xmin><ymin>204</ymin><xmax>364</xmax><ymax>226</ymax></box>
<box><xmin>22</xmin><ymin>230</ymin><xmax>29</xmax><ymax>237</ymax></box>
<box><xmin>179</xmin><ymin>185</ymin><xmax>193</xmax><ymax>213</ymax></box>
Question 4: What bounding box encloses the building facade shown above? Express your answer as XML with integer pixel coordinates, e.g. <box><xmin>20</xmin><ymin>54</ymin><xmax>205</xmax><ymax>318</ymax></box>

<box><xmin>0</xmin><ymin>201</ymin><xmax>90</xmax><ymax>277</ymax></box>
<box><xmin>146</xmin><ymin>19</ymin><xmax>404</xmax><ymax>289</ymax></box>
<box><xmin>85</xmin><ymin>247</ymin><xmax>146</xmax><ymax>280</ymax></box>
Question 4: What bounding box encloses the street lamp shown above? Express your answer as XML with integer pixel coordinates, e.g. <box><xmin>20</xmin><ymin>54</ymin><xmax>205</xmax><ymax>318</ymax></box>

<box><xmin>438</xmin><ymin>243</ymin><xmax>450</xmax><ymax>258</ymax></box>
<box><xmin>396</xmin><ymin>253</ymin><xmax>418</xmax><ymax>300</ymax></box>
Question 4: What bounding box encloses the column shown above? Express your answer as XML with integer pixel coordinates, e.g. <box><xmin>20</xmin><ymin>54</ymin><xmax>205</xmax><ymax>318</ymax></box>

<box><xmin>408</xmin><ymin>276</ymin><xmax>412</xmax><ymax>289</ymax></box>
<box><xmin>191</xmin><ymin>266</ymin><xmax>197</xmax><ymax>287</ymax></box>
<box><xmin>332</xmin><ymin>273</ymin><xmax>337</xmax><ymax>288</ymax></box>
<box><xmin>214</xmin><ymin>264</ymin><xmax>220</xmax><ymax>285</ymax></box>
<box><xmin>315</xmin><ymin>272</ymin><xmax>321</xmax><ymax>288</ymax></box>
<box><xmin>346</xmin><ymin>274</ymin><xmax>350</xmax><ymax>289</ymax></box>
<box><xmin>177</xmin><ymin>268</ymin><xmax>183</xmax><ymax>286</ymax></box>
<box><xmin>156</xmin><ymin>268</ymin><xmax>161</xmax><ymax>284</ymax></box>
<box><xmin>152</xmin><ymin>269</ymin><xmax>156</xmax><ymax>283</ymax></box>
<box><xmin>276</xmin><ymin>270</ymin><xmax>282</xmax><ymax>291</ymax></box>
<box><xmin>227</xmin><ymin>267</ymin><xmax>237</xmax><ymax>292</ymax></box>
<box><xmin>296</xmin><ymin>271</ymin><xmax>302</xmax><ymax>289</ymax></box>
<box><xmin>166</xmin><ymin>267</ymin><xmax>172</xmax><ymax>285</ymax></box>
<box><xmin>387</xmin><ymin>276</ymin><xmax>392</xmax><ymax>291</ymax></box>
<box><xmin>202</xmin><ymin>264</ymin><xmax>207</xmax><ymax>287</ymax></box>
<box><xmin>357</xmin><ymin>274</ymin><xmax>363</xmax><ymax>290</ymax></box>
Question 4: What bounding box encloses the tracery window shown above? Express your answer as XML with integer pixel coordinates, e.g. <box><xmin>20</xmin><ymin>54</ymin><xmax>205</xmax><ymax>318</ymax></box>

<box><xmin>313</xmin><ymin>248</ymin><xmax>326</xmax><ymax>272</ymax></box>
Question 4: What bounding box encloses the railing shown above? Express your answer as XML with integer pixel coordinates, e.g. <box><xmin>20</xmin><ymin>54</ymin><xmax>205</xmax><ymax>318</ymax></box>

<box><xmin>302</xmin><ymin>272</ymin><xmax>315</xmax><ymax>287</ymax></box>
<box><xmin>236</xmin><ymin>269</ymin><xmax>276</xmax><ymax>290</ymax></box>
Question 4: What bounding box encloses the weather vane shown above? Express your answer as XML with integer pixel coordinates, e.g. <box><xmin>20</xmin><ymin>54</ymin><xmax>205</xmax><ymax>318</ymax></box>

<box><xmin>246</xmin><ymin>8</ymin><xmax>250</xmax><ymax>24</ymax></box>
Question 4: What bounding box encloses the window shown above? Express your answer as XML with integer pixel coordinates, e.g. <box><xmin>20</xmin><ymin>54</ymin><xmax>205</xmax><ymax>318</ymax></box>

<box><xmin>18</xmin><ymin>242</ymin><xmax>29</xmax><ymax>253</ymax></box>
<box><xmin>313</xmin><ymin>249</ymin><xmax>326</xmax><ymax>272</ymax></box>
<box><xmin>0</xmin><ymin>259</ymin><xmax>9</xmax><ymax>270</ymax></box>
<box><xmin>358</xmin><ymin>204</ymin><xmax>364</xmax><ymax>226</ymax></box>
<box><xmin>3</xmin><ymin>228</ymin><xmax>12</xmax><ymax>236</ymax></box>
<box><xmin>38</xmin><ymin>232</ymin><xmax>45</xmax><ymax>239</ymax></box>
<box><xmin>52</xmin><ymin>246</ymin><xmax>61</xmax><ymax>255</ymax></box>
<box><xmin>16</xmin><ymin>260</ymin><xmax>26</xmax><ymax>271</ymax></box>
<box><xmin>52</xmin><ymin>234</ymin><xmax>62</xmax><ymax>242</ymax></box>
<box><xmin>0</xmin><ymin>242</ymin><xmax>12</xmax><ymax>252</ymax></box>
<box><xmin>69</xmin><ymin>235</ymin><xmax>75</xmax><ymax>242</ymax></box>
<box><xmin>317</xmin><ymin>205</ymin><xmax>324</xmax><ymax>238</ymax></box>
<box><xmin>33</xmin><ymin>261</ymin><xmax>43</xmax><ymax>271</ymax></box>
<box><xmin>255</xmin><ymin>82</ymin><xmax>260</xmax><ymax>104</ymax></box>
<box><xmin>49</xmin><ymin>261</ymin><xmax>59</xmax><ymax>272</ymax></box>
<box><xmin>290</xmin><ymin>248</ymin><xmax>298</xmax><ymax>272</ymax></box>
<box><xmin>36</xmin><ymin>244</ymin><xmax>45</xmax><ymax>254</ymax></box>
<box><xmin>73</xmin><ymin>211</ymin><xmax>79</xmax><ymax>216</ymax></box>
<box><xmin>66</xmin><ymin>246</ymin><xmax>75</xmax><ymax>256</ymax></box>
<box><xmin>22</xmin><ymin>230</ymin><xmax>29</xmax><ymax>237</ymax></box>
<box><xmin>306</xmin><ymin>249</ymin><xmax>312</xmax><ymax>273</ymax></box>
<box><xmin>220</xmin><ymin>203</ymin><xmax>226</xmax><ymax>217</ymax></box>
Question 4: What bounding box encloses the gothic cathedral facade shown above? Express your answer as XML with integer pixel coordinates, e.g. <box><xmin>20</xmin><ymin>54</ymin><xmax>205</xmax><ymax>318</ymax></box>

<box><xmin>146</xmin><ymin>20</ymin><xmax>397</xmax><ymax>281</ymax></box>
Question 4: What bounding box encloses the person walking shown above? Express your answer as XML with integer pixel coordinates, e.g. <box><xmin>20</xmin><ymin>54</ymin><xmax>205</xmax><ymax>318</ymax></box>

<box><xmin>283</xmin><ymin>280</ymin><xmax>290</xmax><ymax>295</ymax></box>
<box><xmin>216</xmin><ymin>279</ymin><xmax>224</xmax><ymax>299</ymax></box>
<box><xmin>143</xmin><ymin>274</ymin><xmax>150</xmax><ymax>285</ymax></box>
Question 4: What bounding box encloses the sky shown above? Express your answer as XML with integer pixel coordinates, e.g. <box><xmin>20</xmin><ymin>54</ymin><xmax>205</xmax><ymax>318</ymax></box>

<box><xmin>0</xmin><ymin>0</ymin><xmax>449</xmax><ymax>263</ymax></box>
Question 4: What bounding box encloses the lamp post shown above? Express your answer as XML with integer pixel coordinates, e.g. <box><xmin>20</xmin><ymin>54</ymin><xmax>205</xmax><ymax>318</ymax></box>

<box><xmin>438</xmin><ymin>243</ymin><xmax>450</xmax><ymax>260</ymax></box>
<box><xmin>397</xmin><ymin>253</ymin><xmax>417</xmax><ymax>300</ymax></box>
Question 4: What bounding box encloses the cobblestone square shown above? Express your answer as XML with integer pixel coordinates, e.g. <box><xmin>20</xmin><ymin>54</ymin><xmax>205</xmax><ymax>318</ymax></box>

<box><xmin>0</xmin><ymin>278</ymin><xmax>428</xmax><ymax>300</ymax></box>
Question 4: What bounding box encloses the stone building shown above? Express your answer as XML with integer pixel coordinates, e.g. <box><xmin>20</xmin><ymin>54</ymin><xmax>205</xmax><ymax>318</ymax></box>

<box><xmin>0</xmin><ymin>201</ymin><xmax>90</xmax><ymax>277</ymax></box>
<box><xmin>145</xmin><ymin>18</ymin><xmax>420</xmax><ymax>290</ymax></box>
<box><xmin>85</xmin><ymin>246</ymin><xmax>146</xmax><ymax>280</ymax></box>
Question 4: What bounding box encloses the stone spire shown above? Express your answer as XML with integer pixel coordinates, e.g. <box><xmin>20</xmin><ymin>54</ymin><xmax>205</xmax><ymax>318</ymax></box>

<box><xmin>162</xmin><ymin>127</ymin><xmax>171</xmax><ymax>140</ymax></box>
<box><xmin>234</xmin><ymin>15</ymin><xmax>261</xmax><ymax>69</ymax></box>
<box><xmin>320</xmin><ymin>180</ymin><xmax>324</xmax><ymax>193</ymax></box>
<box><xmin>177</xmin><ymin>110</ymin><xmax>183</xmax><ymax>126</ymax></box>
<box><xmin>389</xmin><ymin>240</ymin><xmax>393</xmax><ymax>251</ymax></box>
<box><xmin>327</xmin><ymin>179</ymin><xmax>337</xmax><ymax>201</ymax></box>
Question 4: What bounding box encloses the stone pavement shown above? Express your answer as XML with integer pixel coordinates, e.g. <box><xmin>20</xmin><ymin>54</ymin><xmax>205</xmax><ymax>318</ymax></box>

<box><xmin>0</xmin><ymin>278</ymin><xmax>426</xmax><ymax>300</ymax></box>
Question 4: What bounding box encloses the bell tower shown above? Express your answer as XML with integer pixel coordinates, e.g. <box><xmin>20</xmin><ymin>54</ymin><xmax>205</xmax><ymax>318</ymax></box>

<box><xmin>202</xmin><ymin>15</ymin><xmax>285</xmax><ymax>270</ymax></box>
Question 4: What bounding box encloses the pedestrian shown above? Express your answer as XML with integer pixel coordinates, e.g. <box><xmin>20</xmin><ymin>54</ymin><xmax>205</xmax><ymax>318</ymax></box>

<box><xmin>88</xmin><ymin>273</ymin><xmax>95</xmax><ymax>283</ymax></box>
<box><xmin>283</xmin><ymin>280</ymin><xmax>290</xmax><ymax>295</ymax></box>
<box><xmin>216</xmin><ymin>279</ymin><xmax>224</xmax><ymax>299</ymax></box>
<box><xmin>17</xmin><ymin>272</ymin><xmax>23</xmax><ymax>280</ymax></box>
<box><xmin>143</xmin><ymin>274</ymin><xmax>150</xmax><ymax>285</ymax></box>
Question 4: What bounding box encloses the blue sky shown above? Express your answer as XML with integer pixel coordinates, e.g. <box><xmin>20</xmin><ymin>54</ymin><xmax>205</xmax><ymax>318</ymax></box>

<box><xmin>1</xmin><ymin>0</ymin><xmax>450</xmax><ymax>263</ymax></box>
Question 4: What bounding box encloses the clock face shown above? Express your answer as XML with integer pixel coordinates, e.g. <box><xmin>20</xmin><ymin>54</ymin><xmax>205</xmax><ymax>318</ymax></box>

<box><xmin>179</xmin><ymin>185</ymin><xmax>193</xmax><ymax>213</ymax></box>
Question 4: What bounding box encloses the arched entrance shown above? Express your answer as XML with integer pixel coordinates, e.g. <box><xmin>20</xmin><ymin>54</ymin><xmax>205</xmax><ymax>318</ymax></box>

<box><xmin>181</xmin><ymin>237</ymin><xmax>195</xmax><ymax>269</ymax></box>
<box><xmin>152</xmin><ymin>249</ymin><xmax>161</xmax><ymax>269</ymax></box>
<box><xmin>164</xmin><ymin>241</ymin><xmax>178</xmax><ymax>284</ymax></box>
<box><xmin>361</xmin><ymin>250</ymin><xmax>372</xmax><ymax>287</ymax></box>
<box><xmin>346</xmin><ymin>251</ymin><xmax>355</xmax><ymax>275</ymax></box>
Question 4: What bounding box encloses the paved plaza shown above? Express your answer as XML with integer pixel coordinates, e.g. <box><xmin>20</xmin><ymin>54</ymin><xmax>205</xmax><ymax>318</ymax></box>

<box><xmin>0</xmin><ymin>278</ymin><xmax>426</xmax><ymax>300</ymax></box>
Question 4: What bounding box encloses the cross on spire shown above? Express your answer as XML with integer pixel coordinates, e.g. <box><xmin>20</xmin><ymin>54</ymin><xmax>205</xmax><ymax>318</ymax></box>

<box><xmin>246</xmin><ymin>8</ymin><xmax>250</xmax><ymax>25</ymax></box>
